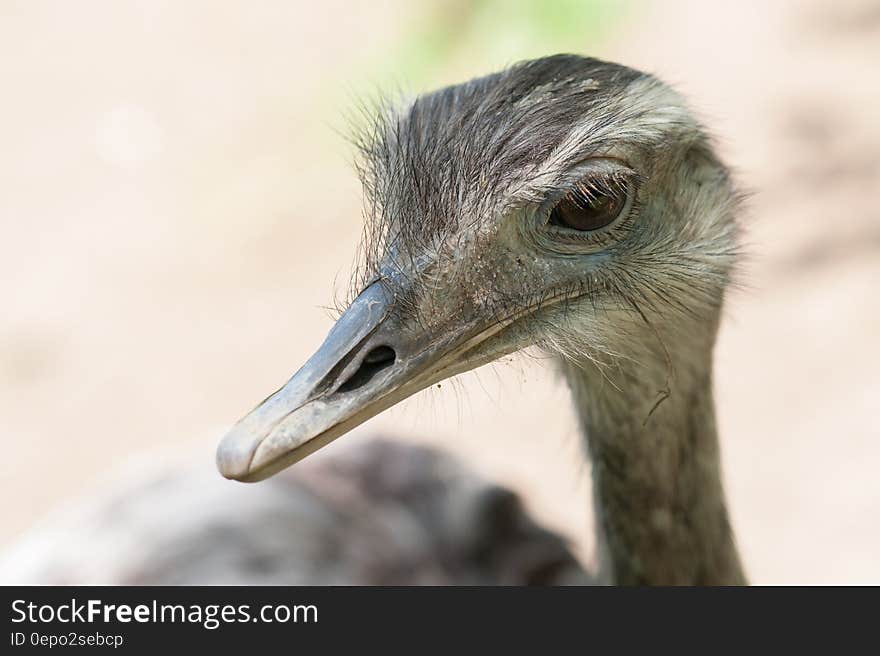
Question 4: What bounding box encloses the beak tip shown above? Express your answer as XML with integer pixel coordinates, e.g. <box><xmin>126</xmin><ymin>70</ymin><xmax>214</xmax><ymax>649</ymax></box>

<box><xmin>215</xmin><ymin>433</ymin><xmax>256</xmax><ymax>482</ymax></box>
<box><xmin>216</xmin><ymin>427</ymin><xmax>288</xmax><ymax>483</ymax></box>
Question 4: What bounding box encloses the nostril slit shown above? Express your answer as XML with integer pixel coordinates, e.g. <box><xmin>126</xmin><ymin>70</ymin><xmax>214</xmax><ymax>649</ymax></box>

<box><xmin>337</xmin><ymin>345</ymin><xmax>396</xmax><ymax>394</ymax></box>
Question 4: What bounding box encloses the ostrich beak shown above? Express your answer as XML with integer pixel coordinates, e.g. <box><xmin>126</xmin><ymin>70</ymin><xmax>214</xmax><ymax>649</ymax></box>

<box><xmin>216</xmin><ymin>280</ymin><xmax>511</xmax><ymax>482</ymax></box>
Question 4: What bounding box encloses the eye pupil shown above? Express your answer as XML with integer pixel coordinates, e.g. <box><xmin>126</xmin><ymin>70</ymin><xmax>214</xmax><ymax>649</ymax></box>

<box><xmin>549</xmin><ymin>189</ymin><xmax>624</xmax><ymax>232</ymax></box>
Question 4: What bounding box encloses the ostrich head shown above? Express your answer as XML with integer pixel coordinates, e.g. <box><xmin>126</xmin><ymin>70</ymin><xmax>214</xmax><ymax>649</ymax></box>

<box><xmin>218</xmin><ymin>54</ymin><xmax>739</xmax><ymax>483</ymax></box>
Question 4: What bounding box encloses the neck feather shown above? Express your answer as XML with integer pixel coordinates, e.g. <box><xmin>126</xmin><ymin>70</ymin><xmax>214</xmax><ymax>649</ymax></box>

<box><xmin>562</xmin><ymin>331</ymin><xmax>745</xmax><ymax>585</ymax></box>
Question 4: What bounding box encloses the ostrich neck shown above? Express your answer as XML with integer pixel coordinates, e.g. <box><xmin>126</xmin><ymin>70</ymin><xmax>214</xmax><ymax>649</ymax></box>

<box><xmin>563</xmin><ymin>338</ymin><xmax>745</xmax><ymax>585</ymax></box>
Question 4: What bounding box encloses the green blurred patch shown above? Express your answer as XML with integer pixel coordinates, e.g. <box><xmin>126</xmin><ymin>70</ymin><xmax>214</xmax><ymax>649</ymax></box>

<box><xmin>378</xmin><ymin>0</ymin><xmax>629</xmax><ymax>87</ymax></box>
<box><xmin>320</xmin><ymin>0</ymin><xmax>630</xmax><ymax>151</ymax></box>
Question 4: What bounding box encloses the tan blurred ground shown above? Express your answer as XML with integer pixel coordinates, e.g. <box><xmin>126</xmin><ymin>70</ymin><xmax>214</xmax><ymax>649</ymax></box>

<box><xmin>1</xmin><ymin>0</ymin><xmax>878</xmax><ymax>583</ymax></box>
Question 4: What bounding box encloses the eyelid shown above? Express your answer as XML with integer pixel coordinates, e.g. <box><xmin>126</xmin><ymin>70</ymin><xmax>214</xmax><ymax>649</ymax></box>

<box><xmin>567</xmin><ymin>175</ymin><xmax>625</xmax><ymax>204</ymax></box>
<box><xmin>542</xmin><ymin>158</ymin><xmax>636</xmax><ymax>206</ymax></box>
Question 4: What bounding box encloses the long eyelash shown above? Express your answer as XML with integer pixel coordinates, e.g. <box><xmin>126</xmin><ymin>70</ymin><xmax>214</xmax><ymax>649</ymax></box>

<box><xmin>565</xmin><ymin>171</ymin><xmax>631</xmax><ymax>207</ymax></box>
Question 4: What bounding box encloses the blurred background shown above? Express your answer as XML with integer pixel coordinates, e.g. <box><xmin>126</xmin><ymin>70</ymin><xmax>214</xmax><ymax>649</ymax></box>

<box><xmin>1</xmin><ymin>0</ymin><xmax>879</xmax><ymax>583</ymax></box>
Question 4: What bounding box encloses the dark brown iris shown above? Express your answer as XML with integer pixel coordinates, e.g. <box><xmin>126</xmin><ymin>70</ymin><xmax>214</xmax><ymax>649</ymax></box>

<box><xmin>549</xmin><ymin>187</ymin><xmax>625</xmax><ymax>232</ymax></box>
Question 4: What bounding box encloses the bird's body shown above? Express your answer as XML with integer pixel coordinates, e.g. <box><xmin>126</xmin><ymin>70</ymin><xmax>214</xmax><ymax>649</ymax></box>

<box><xmin>0</xmin><ymin>439</ymin><xmax>589</xmax><ymax>585</ymax></box>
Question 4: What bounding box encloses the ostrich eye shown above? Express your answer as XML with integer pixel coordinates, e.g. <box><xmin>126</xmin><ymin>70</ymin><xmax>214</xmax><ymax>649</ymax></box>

<box><xmin>548</xmin><ymin>184</ymin><xmax>626</xmax><ymax>232</ymax></box>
